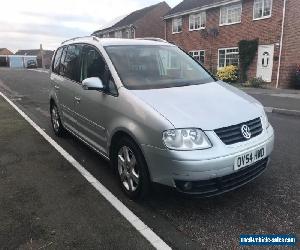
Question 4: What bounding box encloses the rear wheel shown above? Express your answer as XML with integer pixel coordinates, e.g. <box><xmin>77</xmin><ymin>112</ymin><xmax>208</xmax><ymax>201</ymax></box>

<box><xmin>113</xmin><ymin>137</ymin><xmax>151</xmax><ymax>200</ymax></box>
<box><xmin>50</xmin><ymin>103</ymin><xmax>65</xmax><ymax>136</ymax></box>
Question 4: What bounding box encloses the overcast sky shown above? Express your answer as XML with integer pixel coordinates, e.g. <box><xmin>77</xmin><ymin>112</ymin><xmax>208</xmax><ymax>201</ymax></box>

<box><xmin>0</xmin><ymin>0</ymin><xmax>181</xmax><ymax>52</ymax></box>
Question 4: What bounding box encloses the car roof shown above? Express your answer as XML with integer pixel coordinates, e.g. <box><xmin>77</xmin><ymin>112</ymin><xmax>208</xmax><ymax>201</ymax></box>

<box><xmin>60</xmin><ymin>36</ymin><xmax>174</xmax><ymax>47</ymax></box>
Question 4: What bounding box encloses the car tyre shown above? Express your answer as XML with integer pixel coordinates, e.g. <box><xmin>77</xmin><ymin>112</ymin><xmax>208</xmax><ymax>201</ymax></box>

<box><xmin>50</xmin><ymin>103</ymin><xmax>65</xmax><ymax>137</ymax></box>
<box><xmin>112</xmin><ymin>136</ymin><xmax>151</xmax><ymax>200</ymax></box>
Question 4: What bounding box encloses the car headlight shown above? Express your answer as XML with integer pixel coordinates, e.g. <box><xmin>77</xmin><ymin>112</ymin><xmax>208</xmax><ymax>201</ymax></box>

<box><xmin>162</xmin><ymin>128</ymin><xmax>212</xmax><ymax>150</ymax></box>
<box><xmin>261</xmin><ymin>111</ymin><xmax>270</xmax><ymax>129</ymax></box>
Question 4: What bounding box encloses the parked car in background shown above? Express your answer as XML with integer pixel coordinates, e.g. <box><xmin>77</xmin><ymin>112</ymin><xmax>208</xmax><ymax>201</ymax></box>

<box><xmin>26</xmin><ymin>59</ymin><xmax>37</xmax><ymax>68</ymax></box>
<box><xmin>49</xmin><ymin>37</ymin><xmax>274</xmax><ymax>200</ymax></box>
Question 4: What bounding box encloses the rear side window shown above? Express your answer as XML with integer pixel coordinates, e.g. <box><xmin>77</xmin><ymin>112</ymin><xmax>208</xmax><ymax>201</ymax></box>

<box><xmin>52</xmin><ymin>47</ymin><xmax>64</xmax><ymax>74</ymax></box>
<box><xmin>60</xmin><ymin>44</ymin><xmax>82</xmax><ymax>82</ymax></box>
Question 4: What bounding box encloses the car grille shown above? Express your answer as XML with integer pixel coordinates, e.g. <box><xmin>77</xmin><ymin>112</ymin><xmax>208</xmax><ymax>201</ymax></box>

<box><xmin>214</xmin><ymin>118</ymin><xmax>263</xmax><ymax>145</ymax></box>
<box><xmin>175</xmin><ymin>157</ymin><xmax>268</xmax><ymax>196</ymax></box>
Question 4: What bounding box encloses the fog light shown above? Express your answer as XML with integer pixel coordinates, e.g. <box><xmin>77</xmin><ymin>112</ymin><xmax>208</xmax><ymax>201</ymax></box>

<box><xmin>183</xmin><ymin>181</ymin><xmax>192</xmax><ymax>191</ymax></box>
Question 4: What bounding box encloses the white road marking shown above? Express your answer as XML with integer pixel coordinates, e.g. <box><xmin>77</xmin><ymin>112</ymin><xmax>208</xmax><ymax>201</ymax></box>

<box><xmin>0</xmin><ymin>91</ymin><xmax>171</xmax><ymax>250</ymax></box>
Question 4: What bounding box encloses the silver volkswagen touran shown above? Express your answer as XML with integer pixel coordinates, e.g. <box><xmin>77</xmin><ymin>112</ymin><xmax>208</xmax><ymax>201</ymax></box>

<box><xmin>49</xmin><ymin>36</ymin><xmax>274</xmax><ymax>199</ymax></box>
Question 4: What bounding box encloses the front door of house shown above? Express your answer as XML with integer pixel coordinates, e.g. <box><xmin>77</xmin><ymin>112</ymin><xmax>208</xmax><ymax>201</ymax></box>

<box><xmin>256</xmin><ymin>45</ymin><xmax>274</xmax><ymax>82</ymax></box>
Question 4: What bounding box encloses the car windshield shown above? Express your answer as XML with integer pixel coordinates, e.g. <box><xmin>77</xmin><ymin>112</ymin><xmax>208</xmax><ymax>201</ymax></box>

<box><xmin>105</xmin><ymin>45</ymin><xmax>214</xmax><ymax>90</ymax></box>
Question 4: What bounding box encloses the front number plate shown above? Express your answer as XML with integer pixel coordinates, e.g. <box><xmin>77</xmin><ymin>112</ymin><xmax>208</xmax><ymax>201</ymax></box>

<box><xmin>234</xmin><ymin>146</ymin><xmax>266</xmax><ymax>171</ymax></box>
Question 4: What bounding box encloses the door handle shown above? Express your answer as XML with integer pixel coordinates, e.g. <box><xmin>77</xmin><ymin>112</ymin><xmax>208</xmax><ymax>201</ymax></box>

<box><xmin>74</xmin><ymin>97</ymin><xmax>81</xmax><ymax>103</ymax></box>
<box><xmin>54</xmin><ymin>85</ymin><xmax>59</xmax><ymax>90</ymax></box>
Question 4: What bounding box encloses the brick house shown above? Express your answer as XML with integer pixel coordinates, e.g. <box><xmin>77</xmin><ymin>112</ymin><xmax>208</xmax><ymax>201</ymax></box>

<box><xmin>164</xmin><ymin>0</ymin><xmax>300</xmax><ymax>88</ymax></box>
<box><xmin>92</xmin><ymin>1</ymin><xmax>170</xmax><ymax>39</ymax></box>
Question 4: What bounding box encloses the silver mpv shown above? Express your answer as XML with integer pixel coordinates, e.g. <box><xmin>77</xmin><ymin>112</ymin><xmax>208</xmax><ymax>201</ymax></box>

<box><xmin>49</xmin><ymin>37</ymin><xmax>274</xmax><ymax>199</ymax></box>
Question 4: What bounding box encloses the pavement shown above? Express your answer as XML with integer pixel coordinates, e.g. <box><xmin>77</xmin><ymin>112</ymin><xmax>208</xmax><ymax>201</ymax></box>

<box><xmin>240</xmin><ymin>87</ymin><xmax>300</xmax><ymax>116</ymax></box>
<box><xmin>0</xmin><ymin>68</ymin><xmax>299</xmax><ymax>249</ymax></box>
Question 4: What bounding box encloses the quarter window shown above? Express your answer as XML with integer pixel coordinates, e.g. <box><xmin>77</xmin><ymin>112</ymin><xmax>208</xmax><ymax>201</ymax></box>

<box><xmin>172</xmin><ymin>18</ymin><xmax>182</xmax><ymax>33</ymax></box>
<box><xmin>253</xmin><ymin>0</ymin><xmax>272</xmax><ymax>19</ymax></box>
<box><xmin>189</xmin><ymin>50</ymin><xmax>205</xmax><ymax>64</ymax></box>
<box><xmin>220</xmin><ymin>3</ymin><xmax>242</xmax><ymax>25</ymax></box>
<box><xmin>218</xmin><ymin>48</ymin><xmax>239</xmax><ymax>68</ymax></box>
<box><xmin>189</xmin><ymin>12</ymin><xmax>206</xmax><ymax>30</ymax></box>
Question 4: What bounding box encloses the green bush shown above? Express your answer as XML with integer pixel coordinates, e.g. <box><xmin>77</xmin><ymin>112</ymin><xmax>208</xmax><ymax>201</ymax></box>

<box><xmin>238</xmin><ymin>39</ymin><xmax>259</xmax><ymax>82</ymax></box>
<box><xmin>216</xmin><ymin>65</ymin><xmax>238</xmax><ymax>83</ymax></box>
<box><xmin>245</xmin><ymin>77</ymin><xmax>267</xmax><ymax>88</ymax></box>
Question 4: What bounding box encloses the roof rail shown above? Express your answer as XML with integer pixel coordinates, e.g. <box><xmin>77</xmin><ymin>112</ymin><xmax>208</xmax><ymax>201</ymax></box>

<box><xmin>61</xmin><ymin>36</ymin><xmax>99</xmax><ymax>45</ymax></box>
<box><xmin>135</xmin><ymin>37</ymin><xmax>168</xmax><ymax>43</ymax></box>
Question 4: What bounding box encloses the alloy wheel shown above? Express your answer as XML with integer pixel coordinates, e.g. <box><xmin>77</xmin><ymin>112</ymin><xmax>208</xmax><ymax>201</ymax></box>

<box><xmin>51</xmin><ymin>106</ymin><xmax>60</xmax><ymax>133</ymax></box>
<box><xmin>117</xmin><ymin>146</ymin><xmax>140</xmax><ymax>192</ymax></box>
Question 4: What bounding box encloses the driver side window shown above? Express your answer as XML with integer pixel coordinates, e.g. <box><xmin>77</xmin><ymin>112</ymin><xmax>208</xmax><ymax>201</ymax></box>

<box><xmin>80</xmin><ymin>45</ymin><xmax>117</xmax><ymax>95</ymax></box>
<box><xmin>81</xmin><ymin>46</ymin><xmax>105</xmax><ymax>81</ymax></box>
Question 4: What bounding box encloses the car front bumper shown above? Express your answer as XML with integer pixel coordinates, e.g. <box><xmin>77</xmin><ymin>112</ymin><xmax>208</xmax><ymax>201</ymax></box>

<box><xmin>141</xmin><ymin>125</ymin><xmax>274</xmax><ymax>195</ymax></box>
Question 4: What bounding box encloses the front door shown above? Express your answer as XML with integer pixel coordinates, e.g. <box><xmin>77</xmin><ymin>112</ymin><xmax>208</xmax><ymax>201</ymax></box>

<box><xmin>73</xmin><ymin>45</ymin><xmax>116</xmax><ymax>156</ymax></box>
<box><xmin>256</xmin><ymin>45</ymin><xmax>274</xmax><ymax>82</ymax></box>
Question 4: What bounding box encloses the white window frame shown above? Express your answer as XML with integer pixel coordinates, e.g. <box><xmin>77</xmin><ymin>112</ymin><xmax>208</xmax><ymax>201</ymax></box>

<box><xmin>124</xmin><ymin>29</ymin><xmax>130</xmax><ymax>38</ymax></box>
<box><xmin>253</xmin><ymin>0</ymin><xmax>272</xmax><ymax>20</ymax></box>
<box><xmin>189</xmin><ymin>12</ymin><xmax>206</xmax><ymax>31</ymax></box>
<box><xmin>218</xmin><ymin>47</ymin><xmax>239</xmax><ymax>68</ymax></box>
<box><xmin>189</xmin><ymin>50</ymin><xmax>205</xmax><ymax>64</ymax></box>
<box><xmin>219</xmin><ymin>3</ymin><xmax>242</xmax><ymax>26</ymax></box>
<box><xmin>115</xmin><ymin>30</ymin><xmax>122</xmax><ymax>38</ymax></box>
<box><xmin>172</xmin><ymin>17</ymin><xmax>182</xmax><ymax>34</ymax></box>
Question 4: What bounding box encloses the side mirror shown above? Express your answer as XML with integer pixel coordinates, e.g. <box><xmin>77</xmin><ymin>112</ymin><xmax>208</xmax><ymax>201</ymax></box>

<box><xmin>82</xmin><ymin>77</ymin><xmax>104</xmax><ymax>91</ymax></box>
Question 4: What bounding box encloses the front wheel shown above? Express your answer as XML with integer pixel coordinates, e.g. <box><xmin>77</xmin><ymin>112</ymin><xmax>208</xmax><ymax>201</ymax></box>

<box><xmin>50</xmin><ymin>103</ymin><xmax>65</xmax><ymax>137</ymax></box>
<box><xmin>113</xmin><ymin>137</ymin><xmax>151</xmax><ymax>200</ymax></box>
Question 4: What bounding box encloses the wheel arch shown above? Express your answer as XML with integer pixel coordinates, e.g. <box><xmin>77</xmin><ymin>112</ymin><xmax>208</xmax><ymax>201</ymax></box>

<box><xmin>109</xmin><ymin>129</ymin><xmax>142</xmax><ymax>159</ymax></box>
<box><xmin>108</xmin><ymin>128</ymin><xmax>153</xmax><ymax>181</ymax></box>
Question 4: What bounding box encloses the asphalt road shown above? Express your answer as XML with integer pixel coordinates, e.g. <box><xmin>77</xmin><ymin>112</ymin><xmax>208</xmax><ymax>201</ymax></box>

<box><xmin>0</xmin><ymin>68</ymin><xmax>299</xmax><ymax>249</ymax></box>
<box><xmin>0</xmin><ymin>95</ymin><xmax>153</xmax><ymax>250</ymax></box>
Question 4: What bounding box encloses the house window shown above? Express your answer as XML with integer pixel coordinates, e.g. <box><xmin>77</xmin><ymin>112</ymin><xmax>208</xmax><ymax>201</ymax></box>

<box><xmin>172</xmin><ymin>17</ymin><xmax>182</xmax><ymax>33</ymax></box>
<box><xmin>124</xmin><ymin>30</ymin><xmax>130</xmax><ymax>38</ymax></box>
<box><xmin>189</xmin><ymin>50</ymin><xmax>205</xmax><ymax>64</ymax></box>
<box><xmin>220</xmin><ymin>3</ymin><xmax>242</xmax><ymax>25</ymax></box>
<box><xmin>218</xmin><ymin>48</ymin><xmax>239</xmax><ymax>68</ymax></box>
<box><xmin>189</xmin><ymin>12</ymin><xmax>206</xmax><ymax>30</ymax></box>
<box><xmin>115</xmin><ymin>30</ymin><xmax>122</xmax><ymax>38</ymax></box>
<box><xmin>253</xmin><ymin>0</ymin><xmax>272</xmax><ymax>20</ymax></box>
